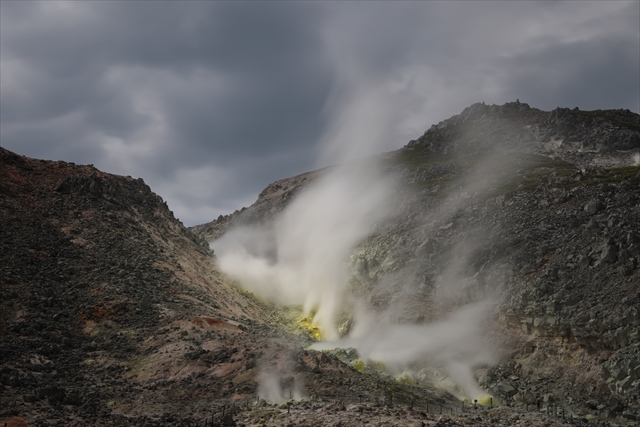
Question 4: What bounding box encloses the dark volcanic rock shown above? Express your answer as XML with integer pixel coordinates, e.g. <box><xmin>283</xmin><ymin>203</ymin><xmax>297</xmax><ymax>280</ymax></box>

<box><xmin>5</xmin><ymin>101</ymin><xmax>640</xmax><ymax>426</ymax></box>
<box><xmin>191</xmin><ymin>101</ymin><xmax>640</xmax><ymax>424</ymax></box>
<box><xmin>0</xmin><ymin>148</ymin><xmax>272</xmax><ymax>425</ymax></box>
<box><xmin>2</xmin><ymin>146</ymin><xmax>485</xmax><ymax>427</ymax></box>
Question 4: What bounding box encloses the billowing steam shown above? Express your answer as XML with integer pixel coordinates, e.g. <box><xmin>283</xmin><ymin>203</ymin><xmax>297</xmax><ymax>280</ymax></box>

<box><xmin>214</xmin><ymin>71</ymin><xmax>401</xmax><ymax>339</ymax></box>
<box><xmin>257</xmin><ymin>372</ymin><xmax>304</xmax><ymax>404</ymax></box>
<box><xmin>215</xmin><ymin>162</ymin><xmax>395</xmax><ymax>339</ymax></box>
<box><xmin>214</xmin><ymin>153</ymin><xmax>502</xmax><ymax>401</ymax></box>
<box><xmin>213</xmin><ymin>71</ymin><xmax>502</xmax><ymax>401</ymax></box>
<box><xmin>633</xmin><ymin>152</ymin><xmax>640</xmax><ymax>166</ymax></box>
<box><xmin>313</xmin><ymin>300</ymin><xmax>497</xmax><ymax>400</ymax></box>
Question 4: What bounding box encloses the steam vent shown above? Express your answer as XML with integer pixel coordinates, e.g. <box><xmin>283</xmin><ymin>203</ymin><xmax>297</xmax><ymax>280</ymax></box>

<box><xmin>3</xmin><ymin>102</ymin><xmax>640</xmax><ymax>426</ymax></box>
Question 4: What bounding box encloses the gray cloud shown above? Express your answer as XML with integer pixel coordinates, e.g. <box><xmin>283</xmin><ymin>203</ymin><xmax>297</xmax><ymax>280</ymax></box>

<box><xmin>1</xmin><ymin>1</ymin><xmax>638</xmax><ymax>225</ymax></box>
<box><xmin>497</xmin><ymin>35</ymin><xmax>640</xmax><ymax>112</ymax></box>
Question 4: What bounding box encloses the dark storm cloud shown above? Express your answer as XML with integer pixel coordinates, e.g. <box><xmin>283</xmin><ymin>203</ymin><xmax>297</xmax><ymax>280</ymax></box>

<box><xmin>1</xmin><ymin>1</ymin><xmax>329</xmax><ymax>163</ymax></box>
<box><xmin>1</xmin><ymin>1</ymin><xmax>638</xmax><ymax>225</ymax></box>
<box><xmin>1</xmin><ymin>1</ymin><xmax>332</xmax><ymax>224</ymax></box>
<box><xmin>498</xmin><ymin>30</ymin><xmax>640</xmax><ymax>112</ymax></box>
<box><xmin>159</xmin><ymin>67</ymin><xmax>329</xmax><ymax>163</ymax></box>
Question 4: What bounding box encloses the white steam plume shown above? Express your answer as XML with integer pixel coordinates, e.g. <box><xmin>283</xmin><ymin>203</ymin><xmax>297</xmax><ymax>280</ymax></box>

<box><xmin>213</xmin><ymin>68</ymin><xmax>403</xmax><ymax>340</ymax></box>
<box><xmin>257</xmin><ymin>372</ymin><xmax>304</xmax><ymax>404</ymax></box>
<box><xmin>215</xmin><ymin>163</ymin><xmax>395</xmax><ymax>339</ymax></box>
<box><xmin>213</xmin><ymin>62</ymin><xmax>507</xmax><ymax>400</ymax></box>
<box><xmin>307</xmin><ymin>150</ymin><xmax>511</xmax><ymax>400</ymax></box>
<box><xmin>313</xmin><ymin>300</ymin><xmax>497</xmax><ymax>400</ymax></box>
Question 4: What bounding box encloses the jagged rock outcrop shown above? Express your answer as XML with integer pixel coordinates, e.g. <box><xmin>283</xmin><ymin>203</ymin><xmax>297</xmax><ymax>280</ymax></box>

<box><xmin>407</xmin><ymin>101</ymin><xmax>640</xmax><ymax>161</ymax></box>
<box><xmin>191</xmin><ymin>169</ymin><xmax>325</xmax><ymax>241</ymax></box>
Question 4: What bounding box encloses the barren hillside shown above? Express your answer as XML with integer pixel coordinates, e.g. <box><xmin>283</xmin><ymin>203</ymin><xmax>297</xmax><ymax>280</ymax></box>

<box><xmin>2</xmin><ymin>101</ymin><xmax>639</xmax><ymax>426</ymax></box>
<box><xmin>192</xmin><ymin>102</ymin><xmax>640</xmax><ymax>425</ymax></box>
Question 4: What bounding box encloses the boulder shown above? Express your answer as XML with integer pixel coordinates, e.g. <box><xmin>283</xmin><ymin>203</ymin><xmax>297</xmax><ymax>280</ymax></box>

<box><xmin>496</xmin><ymin>380</ymin><xmax>517</xmax><ymax>397</ymax></box>
<box><xmin>584</xmin><ymin>200</ymin><xmax>604</xmax><ymax>215</ymax></box>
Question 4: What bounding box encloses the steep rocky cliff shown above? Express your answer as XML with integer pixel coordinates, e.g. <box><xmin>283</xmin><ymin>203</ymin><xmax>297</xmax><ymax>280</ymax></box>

<box><xmin>193</xmin><ymin>101</ymin><xmax>640</xmax><ymax>424</ymax></box>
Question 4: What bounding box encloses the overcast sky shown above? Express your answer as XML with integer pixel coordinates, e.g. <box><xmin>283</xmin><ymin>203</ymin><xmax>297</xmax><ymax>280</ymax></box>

<box><xmin>1</xmin><ymin>1</ymin><xmax>638</xmax><ymax>226</ymax></box>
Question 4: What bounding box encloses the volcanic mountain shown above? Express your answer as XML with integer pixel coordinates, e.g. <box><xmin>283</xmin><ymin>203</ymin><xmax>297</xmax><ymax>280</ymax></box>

<box><xmin>194</xmin><ymin>101</ymin><xmax>640</xmax><ymax>424</ymax></box>
<box><xmin>0</xmin><ymin>146</ymin><xmax>505</xmax><ymax>427</ymax></box>
<box><xmin>2</xmin><ymin>101</ymin><xmax>640</xmax><ymax>426</ymax></box>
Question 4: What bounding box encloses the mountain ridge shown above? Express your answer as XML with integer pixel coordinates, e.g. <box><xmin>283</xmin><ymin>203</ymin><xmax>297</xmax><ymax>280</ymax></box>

<box><xmin>2</xmin><ymin>145</ymin><xmax>526</xmax><ymax>426</ymax></box>
<box><xmin>2</xmin><ymin>100</ymin><xmax>639</xmax><ymax>426</ymax></box>
<box><xmin>191</xmin><ymin>101</ymin><xmax>640</xmax><ymax>242</ymax></box>
<box><xmin>191</xmin><ymin>101</ymin><xmax>640</xmax><ymax>424</ymax></box>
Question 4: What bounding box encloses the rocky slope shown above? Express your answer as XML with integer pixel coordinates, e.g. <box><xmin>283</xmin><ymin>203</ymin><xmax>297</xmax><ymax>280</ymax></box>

<box><xmin>3</xmin><ymin>100</ymin><xmax>638</xmax><ymax>426</ymax></box>
<box><xmin>192</xmin><ymin>101</ymin><xmax>640</xmax><ymax>425</ymax></box>
<box><xmin>0</xmin><ymin>146</ymin><xmax>270</xmax><ymax>425</ymax></box>
<box><xmin>3</xmin><ymin>146</ymin><xmax>569</xmax><ymax>427</ymax></box>
<box><xmin>193</xmin><ymin>102</ymin><xmax>640</xmax><ymax>242</ymax></box>
<box><xmin>190</xmin><ymin>169</ymin><xmax>327</xmax><ymax>242</ymax></box>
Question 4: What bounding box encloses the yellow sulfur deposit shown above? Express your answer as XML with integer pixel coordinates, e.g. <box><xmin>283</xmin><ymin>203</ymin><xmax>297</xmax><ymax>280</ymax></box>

<box><xmin>460</xmin><ymin>396</ymin><xmax>495</xmax><ymax>406</ymax></box>
<box><xmin>396</xmin><ymin>372</ymin><xmax>415</xmax><ymax>386</ymax></box>
<box><xmin>367</xmin><ymin>359</ymin><xmax>387</xmax><ymax>372</ymax></box>
<box><xmin>277</xmin><ymin>305</ymin><xmax>323</xmax><ymax>340</ymax></box>
<box><xmin>352</xmin><ymin>359</ymin><xmax>365</xmax><ymax>372</ymax></box>
<box><xmin>478</xmin><ymin>396</ymin><xmax>494</xmax><ymax>406</ymax></box>
<box><xmin>298</xmin><ymin>315</ymin><xmax>323</xmax><ymax>340</ymax></box>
